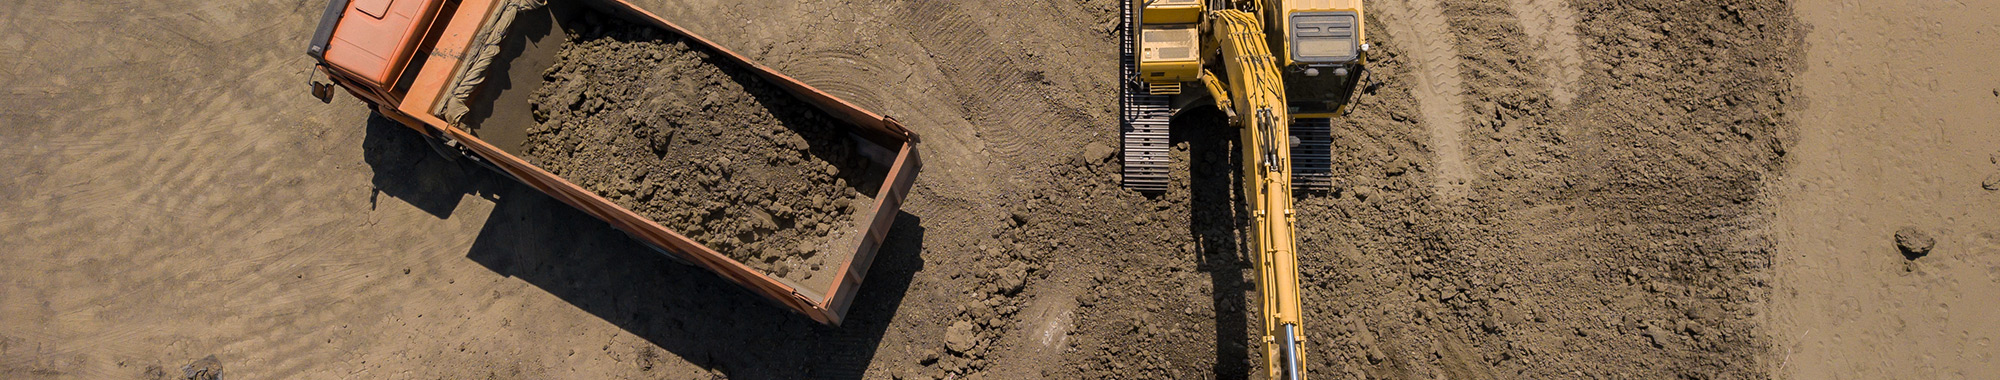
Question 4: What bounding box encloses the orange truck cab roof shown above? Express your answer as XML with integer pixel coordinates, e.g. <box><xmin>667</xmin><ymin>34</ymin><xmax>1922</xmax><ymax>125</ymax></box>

<box><xmin>308</xmin><ymin>0</ymin><xmax>445</xmax><ymax>88</ymax></box>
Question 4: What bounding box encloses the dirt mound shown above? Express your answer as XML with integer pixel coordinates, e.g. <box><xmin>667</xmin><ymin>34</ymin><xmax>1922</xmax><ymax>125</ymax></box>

<box><xmin>523</xmin><ymin>12</ymin><xmax>873</xmax><ymax>280</ymax></box>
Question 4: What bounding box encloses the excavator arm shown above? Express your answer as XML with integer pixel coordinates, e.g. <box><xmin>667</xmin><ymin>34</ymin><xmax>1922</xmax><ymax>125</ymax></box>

<box><xmin>1209</xmin><ymin>9</ymin><xmax>1308</xmax><ymax>380</ymax></box>
<box><xmin>1124</xmin><ymin>1</ymin><xmax>1366</xmax><ymax>378</ymax></box>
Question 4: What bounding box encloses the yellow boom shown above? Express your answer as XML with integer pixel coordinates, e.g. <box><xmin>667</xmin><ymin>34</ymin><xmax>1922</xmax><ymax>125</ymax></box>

<box><xmin>1209</xmin><ymin>9</ymin><xmax>1308</xmax><ymax>380</ymax></box>
<box><xmin>1124</xmin><ymin>1</ymin><xmax>1365</xmax><ymax>379</ymax></box>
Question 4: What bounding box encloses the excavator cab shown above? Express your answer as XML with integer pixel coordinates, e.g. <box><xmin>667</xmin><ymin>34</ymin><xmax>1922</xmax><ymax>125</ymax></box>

<box><xmin>1124</xmin><ymin>0</ymin><xmax>1367</xmax><ymax>192</ymax></box>
<box><xmin>1133</xmin><ymin>0</ymin><xmax>1368</xmax><ymax>115</ymax></box>
<box><xmin>1271</xmin><ymin>3</ymin><xmax>1367</xmax><ymax>117</ymax></box>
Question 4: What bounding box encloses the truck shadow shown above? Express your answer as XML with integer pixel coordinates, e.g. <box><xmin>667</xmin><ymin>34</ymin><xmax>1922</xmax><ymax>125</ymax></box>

<box><xmin>362</xmin><ymin>112</ymin><xmax>925</xmax><ymax>379</ymax></box>
<box><xmin>464</xmin><ymin>177</ymin><xmax>925</xmax><ymax>380</ymax></box>
<box><xmin>361</xmin><ymin>114</ymin><xmax>507</xmax><ymax>218</ymax></box>
<box><xmin>1174</xmin><ymin>107</ymin><xmax>1255</xmax><ymax>378</ymax></box>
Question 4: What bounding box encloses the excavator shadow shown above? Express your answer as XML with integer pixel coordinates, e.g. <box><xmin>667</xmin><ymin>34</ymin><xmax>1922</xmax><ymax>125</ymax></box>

<box><xmin>463</xmin><ymin>179</ymin><xmax>925</xmax><ymax>379</ymax></box>
<box><xmin>465</xmin><ymin>178</ymin><xmax>925</xmax><ymax>378</ymax></box>
<box><xmin>1173</xmin><ymin>107</ymin><xmax>1257</xmax><ymax>378</ymax></box>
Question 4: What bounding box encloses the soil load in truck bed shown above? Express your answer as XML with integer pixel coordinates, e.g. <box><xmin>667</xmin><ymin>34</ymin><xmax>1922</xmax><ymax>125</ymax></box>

<box><xmin>521</xmin><ymin>11</ymin><xmax>877</xmax><ymax>281</ymax></box>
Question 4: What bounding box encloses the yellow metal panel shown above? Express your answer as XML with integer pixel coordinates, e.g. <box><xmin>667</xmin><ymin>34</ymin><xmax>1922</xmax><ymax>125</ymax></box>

<box><xmin>1138</xmin><ymin>24</ymin><xmax>1202</xmax><ymax>83</ymax></box>
<box><xmin>1141</xmin><ymin>0</ymin><xmax>1203</xmax><ymax>24</ymax></box>
<box><xmin>1141</xmin><ymin>24</ymin><xmax>1200</xmax><ymax>62</ymax></box>
<box><xmin>1272</xmin><ymin>0</ymin><xmax>1366</xmax><ymax>67</ymax></box>
<box><xmin>1140</xmin><ymin>60</ymin><xmax>1202</xmax><ymax>84</ymax></box>
<box><xmin>1283</xmin><ymin>0</ymin><xmax>1363</xmax><ymax>12</ymax></box>
<box><xmin>1210</xmin><ymin>9</ymin><xmax>1307</xmax><ymax>379</ymax></box>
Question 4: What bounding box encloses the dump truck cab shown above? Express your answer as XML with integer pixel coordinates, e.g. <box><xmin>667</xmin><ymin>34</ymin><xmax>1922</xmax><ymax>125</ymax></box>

<box><xmin>308</xmin><ymin>0</ymin><xmax>453</xmax><ymax>112</ymax></box>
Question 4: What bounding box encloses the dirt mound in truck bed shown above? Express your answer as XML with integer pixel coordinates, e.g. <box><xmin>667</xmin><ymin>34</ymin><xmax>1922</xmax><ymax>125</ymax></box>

<box><xmin>522</xmin><ymin>12</ymin><xmax>873</xmax><ymax>281</ymax></box>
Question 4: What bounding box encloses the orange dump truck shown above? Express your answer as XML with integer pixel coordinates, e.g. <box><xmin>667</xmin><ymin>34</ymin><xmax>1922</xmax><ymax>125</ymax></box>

<box><xmin>307</xmin><ymin>0</ymin><xmax>920</xmax><ymax>325</ymax></box>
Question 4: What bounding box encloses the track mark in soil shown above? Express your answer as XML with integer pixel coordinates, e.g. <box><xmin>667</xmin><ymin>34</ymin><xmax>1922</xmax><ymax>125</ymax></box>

<box><xmin>1507</xmin><ymin>0</ymin><xmax>1583</xmax><ymax>105</ymax></box>
<box><xmin>1378</xmin><ymin>0</ymin><xmax>1473</xmax><ymax>200</ymax></box>
<box><xmin>777</xmin><ymin>46</ymin><xmax>893</xmax><ymax>112</ymax></box>
<box><xmin>988</xmin><ymin>284</ymin><xmax>1078</xmax><ymax>379</ymax></box>
<box><xmin>888</xmin><ymin>0</ymin><xmax>1099</xmax><ymax>166</ymax></box>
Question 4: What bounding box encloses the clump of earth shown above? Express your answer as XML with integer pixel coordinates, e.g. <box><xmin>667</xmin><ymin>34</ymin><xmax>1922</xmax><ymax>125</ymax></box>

<box><xmin>522</xmin><ymin>11</ymin><xmax>875</xmax><ymax>280</ymax></box>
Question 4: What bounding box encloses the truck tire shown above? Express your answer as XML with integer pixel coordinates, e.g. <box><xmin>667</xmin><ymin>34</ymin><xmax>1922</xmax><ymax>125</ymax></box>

<box><xmin>419</xmin><ymin>127</ymin><xmax>463</xmax><ymax>163</ymax></box>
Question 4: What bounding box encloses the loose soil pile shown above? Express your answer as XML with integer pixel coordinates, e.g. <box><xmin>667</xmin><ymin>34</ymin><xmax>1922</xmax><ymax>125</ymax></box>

<box><xmin>522</xmin><ymin>12</ymin><xmax>874</xmax><ymax>280</ymax></box>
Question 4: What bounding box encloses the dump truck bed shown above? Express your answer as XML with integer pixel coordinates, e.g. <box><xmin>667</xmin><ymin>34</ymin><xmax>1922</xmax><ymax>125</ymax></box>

<box><xmin>350</xmin><ymin>0</ymin><xmax>919</xmax><ymax>325</ymax></box>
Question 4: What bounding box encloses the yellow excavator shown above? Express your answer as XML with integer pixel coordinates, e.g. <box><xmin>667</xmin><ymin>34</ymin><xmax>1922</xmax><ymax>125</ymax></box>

<box><xmin>1120</xmin><ymin>0</ymin><xmax>1367</xmax><ymax>379</ymax></box>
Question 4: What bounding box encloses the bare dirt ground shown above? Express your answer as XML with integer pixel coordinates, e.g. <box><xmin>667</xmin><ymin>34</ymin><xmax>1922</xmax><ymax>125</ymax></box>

<box><xmin>1</xmin><ymin>0</ymin><xmax>1995</xmax><ymax>380</ymax></box>
<box><xmin>1773</xmin><ymin>0</ymin><xmax>2000</xmax><ymax>378</ymax></box>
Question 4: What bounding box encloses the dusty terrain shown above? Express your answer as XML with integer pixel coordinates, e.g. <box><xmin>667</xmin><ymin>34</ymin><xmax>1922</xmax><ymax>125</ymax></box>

<box><xmin>1773</xmin><ymin>0</ymin><xmax>2000</xmax><ymax>378</ymax></box>
<box><xmin>1</xmin><ymin>0</ymin><xmax>1996</xmax><ymax>380</ymax></box>
<box><xmin>524</xmin><ymin>11</ymin><xmax>874</xmax><ymax>279</ymax></box>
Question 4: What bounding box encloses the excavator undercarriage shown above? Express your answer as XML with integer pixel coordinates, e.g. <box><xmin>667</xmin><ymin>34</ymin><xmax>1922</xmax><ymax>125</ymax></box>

<box><xmin>1122</xmin><ymin>1</ymin><xmax>1358</xmax><ymax>195</ymax></box>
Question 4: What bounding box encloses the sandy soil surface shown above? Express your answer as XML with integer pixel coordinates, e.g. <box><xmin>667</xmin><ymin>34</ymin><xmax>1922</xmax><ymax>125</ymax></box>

<box><xmin>1</xmin><ymin>0</ymin><xmax>1994</xmax><ymax>379</ymax></box>
<box><xmin>1772</xmin><ymin>0</ymin><xmax>2000</xmax><ymax>378</ymax></box>
<box><xmin>524</xmin><ymin>12</ymin><xmax>873</xmax><ymax>280</ymax></box>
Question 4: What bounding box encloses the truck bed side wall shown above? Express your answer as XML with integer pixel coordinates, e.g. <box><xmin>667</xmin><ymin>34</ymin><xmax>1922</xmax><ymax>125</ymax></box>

<box><xmin>374</xmin><ymin>0</ymin><xmax>921</xmax><ymax>325</ymax></box>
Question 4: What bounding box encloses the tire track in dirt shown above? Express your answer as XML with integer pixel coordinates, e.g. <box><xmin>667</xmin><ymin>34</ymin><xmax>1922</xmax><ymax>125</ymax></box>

<box><xmin>1375</xmin><ymin>0</ymin><xmax>1474</xmax><ymax>201</ymax></box>
<box><xmin>0</xmin><ymin>3</ymin><xmax>508</xmax><ymax>376</ymax></box>
<box><xmin>891</xmin><ymin>0</ymin><xmax>1027</xmax><ymax>160</ymax></box>
<box><xmin>985</xmin><ymin>270</ymin><xmax>1082</xmax><ymax>379</ymax></box>
<box><xmin>777</xmin><ymin>46</ymin><xmax>894</xmax><ymax>112</ymax></box>
<box><xmin>0</xmin><ymin>1</ymin><xmax>304</xmax><ymax>176</ymax></box>
<box><xmin>1300</xmin><ymin>0</ymin><xmax>1792</xmax><ymax>377</ymax></box>
<box><xmin>888</xmin><ymin>0</ymin><xmax>1098</xmax><ymax>168</ymax></box>
<box><xmin>1507</xmin><ymin>0</ymin><xmax>1583</xmax><ymax>106</ymax></box>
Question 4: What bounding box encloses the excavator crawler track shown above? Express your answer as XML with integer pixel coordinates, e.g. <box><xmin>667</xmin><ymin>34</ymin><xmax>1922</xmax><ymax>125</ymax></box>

<box><xmin>1290</xmin><ymin>118</ymin><xmax>1336</xmax><ymax>193</ymax></box>
<box><xmin>1121</xmin><ymin>0</ymin><xmax>1172</xmax><ymax>193</ymax></box>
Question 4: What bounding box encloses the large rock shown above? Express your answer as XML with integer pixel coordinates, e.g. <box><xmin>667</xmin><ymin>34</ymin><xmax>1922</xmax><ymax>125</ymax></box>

<box><xmin>1080</xmin><ymin>142</ymin><xmax>1116</xmax><ymax>166</ymax></box>
<box><xmin>1895</xmin><ymin>227</ymin><xmax>1934</xmax><ymax>260</ymax></box>
<box><xmin>945</xmin><ymin>320</ymin><xmax>978</xmax><ymax>354</ymax></box>
<box><xmin>182</xmin><ymin>355</ymin><xmax>223</xmax><ymax>380</ymax></box>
